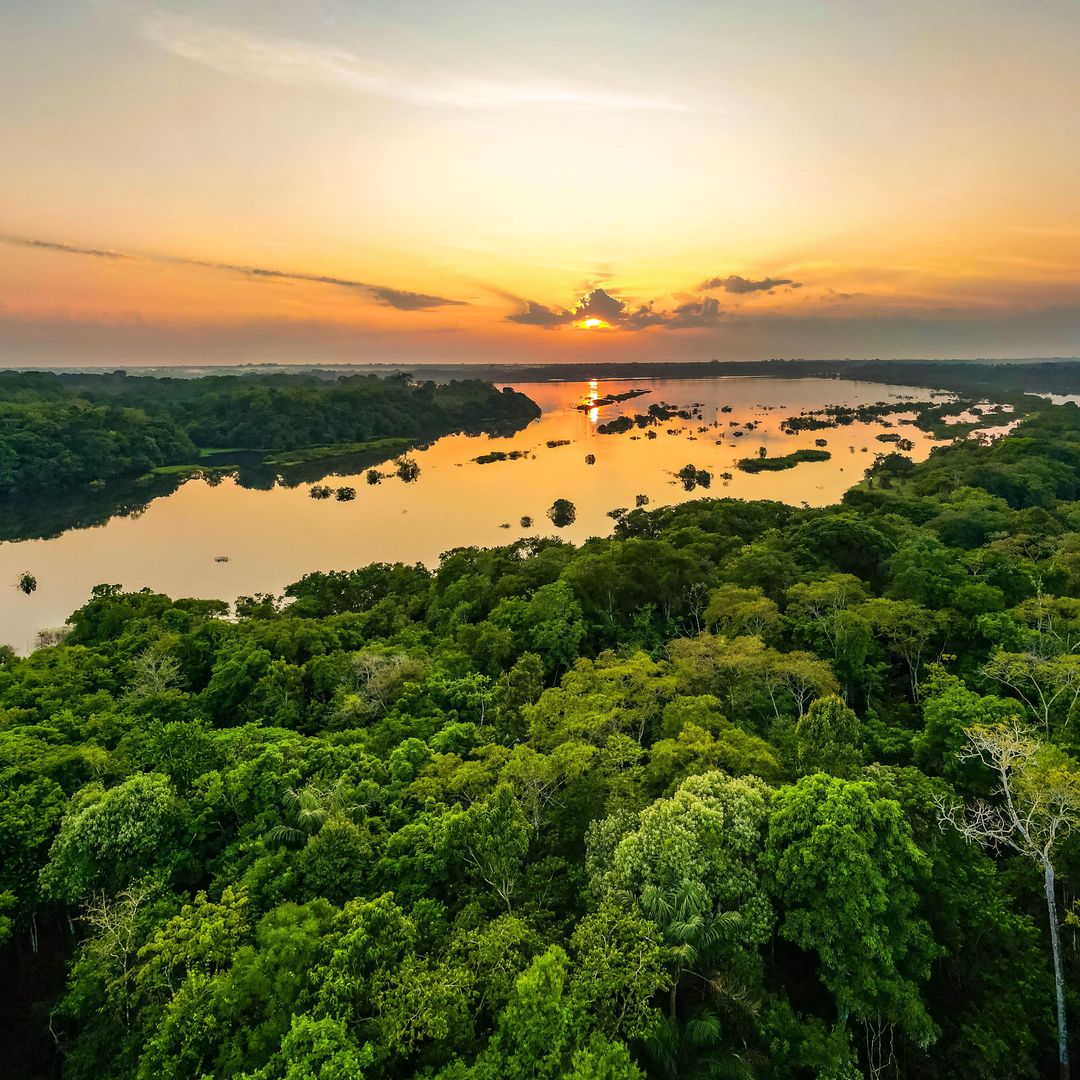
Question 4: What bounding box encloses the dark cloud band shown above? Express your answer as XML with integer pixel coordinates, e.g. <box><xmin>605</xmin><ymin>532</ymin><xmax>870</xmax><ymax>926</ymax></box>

<box><xmin>507</xmin><ymin>287</ymin><xmax>724</xmax><ymax>331</ymax></box>
<box><xmin>701</xmin><ymin>274</ymin><xmax>800</xmax><ymax>294</ymax></box>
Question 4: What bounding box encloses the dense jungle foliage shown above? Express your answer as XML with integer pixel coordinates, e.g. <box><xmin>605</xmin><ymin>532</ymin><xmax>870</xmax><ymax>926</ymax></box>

<box><xmin>0</xmin><ymin>372</ymin><xmax>540</xmax><ymax>499</ymax></box>
<box><xmin>8</xmin><ymin>404</ymin><xmax>1080</xmax><ymax>1078</ymax></box>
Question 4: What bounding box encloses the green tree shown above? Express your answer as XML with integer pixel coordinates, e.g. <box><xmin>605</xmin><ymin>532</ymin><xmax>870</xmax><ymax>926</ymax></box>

<box><xmin>448</xmin><ymin>785</ymin><xmax>530</xmax><ymax>912</ymax></box>
<box><xmin>589</xmin><ymin>771</ymin><xmax>773</xmax><ymax>988</ymax></box>
<box><xmin>860</xmin><ymin>597</ymin><xmax>940</xmax><ymax>701</ymax></box>
<box><xmin>548</xmin><ymin>499</ymin><xmax>577</xmax><ymax>529</ymax></box>
<box><xmin>41</xmin><ymin>773</ymin><xmax>184</xmax><ymax>903</ymax></box>
<box><xmin>569</xmin><ymin>901</ymin><xmax>668</xmax><ymax>1041</ymax></box>
<box><xmin>795</xmin><ymin>694</ymin><xmax>862</xmax><ymax>777</ymax></box>
<box><xmin>765</xmin><ymin>774</ymin><xmax>939</xmax><ymax>1060</ymax></box>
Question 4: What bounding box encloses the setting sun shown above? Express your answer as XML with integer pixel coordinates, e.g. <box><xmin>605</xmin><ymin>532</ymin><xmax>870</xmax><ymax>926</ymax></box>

<box><xmin>580</xmin><ymin>317</ymin><xmax>606</xmax><ymax>330</ymax></box>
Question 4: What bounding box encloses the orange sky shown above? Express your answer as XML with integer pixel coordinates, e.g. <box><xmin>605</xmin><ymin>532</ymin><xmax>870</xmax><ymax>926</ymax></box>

<box><xmin>4</xmin><ymin>1</ymin><xmax>1080</xmax><ymax>364</ymax></box>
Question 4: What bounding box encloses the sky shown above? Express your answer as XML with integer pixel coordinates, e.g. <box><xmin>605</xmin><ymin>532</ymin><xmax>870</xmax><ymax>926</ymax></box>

<box><xmin>4</xmin><ymin>0</ymin><xmax>1080</xmax><ymax>366</ymax></box>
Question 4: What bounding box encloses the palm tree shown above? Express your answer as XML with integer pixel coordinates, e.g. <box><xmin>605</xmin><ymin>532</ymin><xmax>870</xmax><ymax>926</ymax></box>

<box><xmin>641</xmin><ymin>879</ymin><xmax>741</xmax><ymax>1019</ymax></box>
<box><xmin>640</xmin><ymin>879</ymin><xmax>760</xmax><ymax>1079</ymax></box>
<box><xmin>645</xmin><ymin>1004</ymin><xmax>759</xmax><ymax>1080</ymax></box>
<box><xmin>267</xmin><ymin>777</ymin><xmax>366</xmax><ymax>846</ymax></box>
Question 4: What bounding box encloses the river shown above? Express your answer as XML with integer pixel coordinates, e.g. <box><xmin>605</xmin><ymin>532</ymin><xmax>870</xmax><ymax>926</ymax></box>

<box><xmin>0</xmin><ymin>376</ymin><xmax>981</xmax><ymax>649</ymax></box>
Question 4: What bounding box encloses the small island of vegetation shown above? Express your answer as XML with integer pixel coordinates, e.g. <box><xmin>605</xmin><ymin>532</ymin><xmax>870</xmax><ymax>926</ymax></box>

<box><xmin>473</xmin><ymin>450</ymin><xmax>530</xmax><ymax>465</ymax></box>
<box><xmin>737</xmin><ymin>448</ymin><xmax>832</xmax><ymax>473</ymax></box>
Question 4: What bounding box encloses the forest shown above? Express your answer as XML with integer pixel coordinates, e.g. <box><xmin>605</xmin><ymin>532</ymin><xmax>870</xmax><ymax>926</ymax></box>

<box><xmin>7</xmin><ymin>403</ymin><xmax>1080</xmax><ymax>1078</ymax></box>
<box><xmin>0</xmin><ymin>372</ymin><xmax>540</xmax><ymax>499</ymax></box>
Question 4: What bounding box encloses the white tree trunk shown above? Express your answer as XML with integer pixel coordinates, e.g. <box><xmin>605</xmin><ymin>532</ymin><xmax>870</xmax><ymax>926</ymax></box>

<box><xmin>1045</xmin><ymin>858</ymin><xmax>1070</xmax><ymax>1080</ymax></box>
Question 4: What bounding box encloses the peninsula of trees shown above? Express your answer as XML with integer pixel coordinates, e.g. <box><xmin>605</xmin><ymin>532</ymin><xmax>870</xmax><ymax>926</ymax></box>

<box><xmin>0</xmin><ymin>371</ymin><xmax>540</xmax><ymax>500</ymax></box>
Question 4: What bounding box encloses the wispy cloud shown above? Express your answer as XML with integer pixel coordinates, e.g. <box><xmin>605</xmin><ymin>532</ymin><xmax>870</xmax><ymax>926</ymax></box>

<box><xmin>701</xmin><ymin>274</ymin><xmax>801</xmax><ymax>294</ymax></box>
<box><xmin>507</xmin><ymin>288</ymin><xmax>724</xmax><ymax>331</ymax></box>
<box><xmin>134</xmin><ymin>7</ymin><xmax>692</xmax><ymax>113</ymax></box>
<box><xmin>1</xmin><ymin>235</ymin><xmax>132</xmax><ymax>261</ymax></box>
<box><xmin>1</xmin><ymin>234</ymin><xmax>465</xmax><ymax>311</ymax></box>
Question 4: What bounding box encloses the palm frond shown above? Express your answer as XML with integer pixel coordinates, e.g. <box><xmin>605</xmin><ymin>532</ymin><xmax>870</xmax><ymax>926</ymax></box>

<box><xmin>266</xmin><ymin>823</ymin><xmax>306</xmax><ymax>846</ymax></box>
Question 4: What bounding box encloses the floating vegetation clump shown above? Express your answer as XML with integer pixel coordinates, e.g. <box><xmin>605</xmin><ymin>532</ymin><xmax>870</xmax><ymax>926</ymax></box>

<box><xmin>309</xmin><ymin>484</ymin><xmax>333</xmax><ymax>499</ymax></box>
<box><xmin>676</xmin><ymin>465</ymin><xmax>712</xmax><ymax>491</ymax></box>
<box><xmin>335</xmin><ymin>487</ymin><xmax>357</xmax><ymax>501</ymax></box>
<box><xmin>520</xmin><ymin>515</ymin><xmax>534</xmax><ymax>528</ymax></box>
<box><xmin>876</xmin><ymin>433</ymin><xmax>916</xmax><ymax>451</ymax></box>
<box><xmin>395</xmin><ymin>457</ymin><xmax>421</xmax><ymax>483</ymax></box>
<box><xmin>575</xmin><ymin>388</ymin><xmax>650</xmax><ymax>410</ymax></box>
<box><xmin>15</xmin><ymin>571</ymin><xmax>37</xmax><ymax>595</ymax></box>
<box><xmin>547</xmin><ymin>499</ymin><xmax>577</xmax><ymax>528</ymax></box>
<box><xmin>597</xmin><ymin>415</ymin><xmax>634</xmax><ymax>435</ymax></box>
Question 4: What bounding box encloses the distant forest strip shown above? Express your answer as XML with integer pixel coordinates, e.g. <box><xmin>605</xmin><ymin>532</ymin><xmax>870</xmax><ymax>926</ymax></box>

<box><xmin>0</xmin><ymin>372</ymin><xmax>540</xmax><ymax>499</ymax></box>
<box><xmin>293</xmin><ymin>357</ymin><xmax>1080</xmax><ymax>396</ymax></box>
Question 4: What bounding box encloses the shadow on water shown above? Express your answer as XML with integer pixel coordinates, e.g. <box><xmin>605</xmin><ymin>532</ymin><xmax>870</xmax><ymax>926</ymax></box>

<box><xmin>0</xmin><ymin>420</ymin><xmax>531</xmax><ymax>543</ymax></box>
<box><xmin>0</xmin><ymin>473</ymin><xmax>190</xmax><ymax>543</ymax></box>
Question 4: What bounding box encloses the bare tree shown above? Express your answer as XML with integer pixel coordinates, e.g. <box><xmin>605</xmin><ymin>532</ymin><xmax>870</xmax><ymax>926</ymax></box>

<box><xmin>34</xmin><ymin>626</ymin><xmax>71</xmax><ymax>650</ymax></box>
<box><xmin>81</xmin><ymin>880</ymin><xmax>158</xmax><ymax>1031</ymax></box>
<box><xmin>937</xmin><ymin>722</ymin><xmax>1080</xmax><ymax>1080</ymax></box>
<box><xmin>340</xmin><ymin>651</ymin><xmax>426</xmax><ymax>721</ymax></box>
<box><xmin>982</xmin><ymin>650</ymin><xmax>1080</xmax><ymax>736</ymax></box>
<box><xmin>126</xmin><ymin>650</ymin><xmax>184</xmax><ymax>699</ymax></box>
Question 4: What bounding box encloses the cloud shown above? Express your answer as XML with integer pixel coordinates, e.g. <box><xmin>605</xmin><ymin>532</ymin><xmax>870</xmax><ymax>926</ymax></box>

<box><xmin>577</xmin><ymin>287</ymin><xmax>627</xmax><ymax>323</ymax></box>
<box><xmin>368</xmin><ymin>285</ymin><xmax>466</xmax><ymax>311</ymax></box>
<box><xmin>506</xmin><ymin>288</ymin><xmax>723</xmax><ymax>331</ymax></box>
<box><xmin>13</xmin><ymin>292</ymin><xmax>1080</xmax><ymax>366</ymax></box>
<box><xmin>701</xmin><ymin>274</ymin><xmax>800</xmax><ymax>294</ymax></box>
<box><xmin>506</xmin><ymin>300</ymin><xmax>572</xmax><ymax>328</ymax></box>
<box><xmin>506</xmin><ymin>288</ymin><xmax>629</xmax><ymax>329</ymax></box>
<box><xmin>664</xmin><ymin>296</ymin><xmax>724</xmax><ymax>328</ymax></box>
<box><xmin>191</xmin><ymin>259</ymin><xmax>464</xmax><ymax>310</ymax></box>
<box><xmin>135</xmin><ymin>7</ymin><xmax>691</xmax><ymax>113</ymax></box>
<box><xmin>1</xmin><ymin>234</ymin><xmax>464</xmax><ymax>311</ymax></box>
<box><xmin>0</xmin><ymin>235</ymin><xmax>131</xmax><ymax>260</ymax></box>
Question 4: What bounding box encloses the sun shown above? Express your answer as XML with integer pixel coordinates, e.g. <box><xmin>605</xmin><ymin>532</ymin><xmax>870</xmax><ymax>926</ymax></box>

<box><xmin>579</xmin><ymin>317</ymin><xmax>606</xmax><ymax>329</ymax></box>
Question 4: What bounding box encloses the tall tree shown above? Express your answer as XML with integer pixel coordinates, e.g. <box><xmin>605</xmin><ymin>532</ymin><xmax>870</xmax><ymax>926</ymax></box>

<box><xmin>765</xmin><ymin>774</ymin><xmax>939</xmax><ymax>1071</ymax></box>
<box><xmin>938</xmin><ymin>722</ymin><xmax>1080</xmax><ymax>1080</ymax></box>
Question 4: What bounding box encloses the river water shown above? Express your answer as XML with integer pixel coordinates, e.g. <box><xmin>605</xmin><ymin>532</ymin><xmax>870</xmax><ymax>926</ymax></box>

<box><xmin>0</xmin><ymin>376</ymin><xmax>964</xmax><ymax>649</ymax></box>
